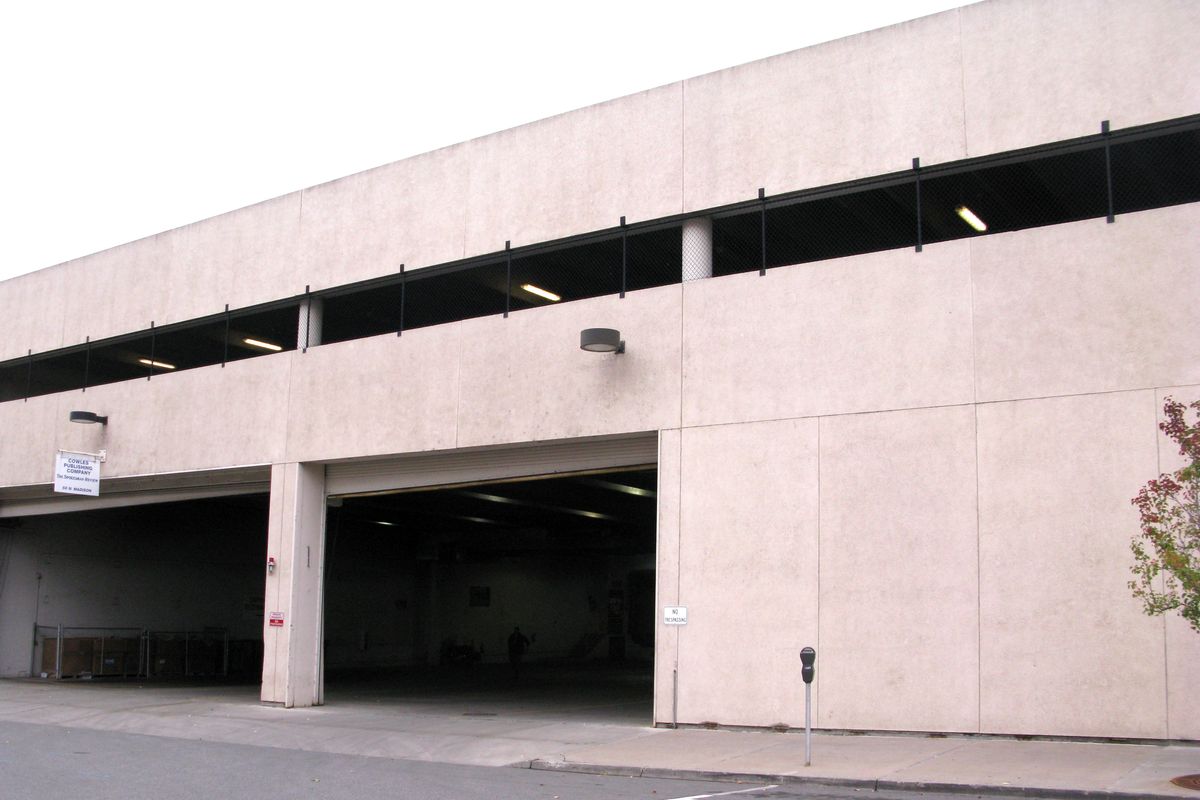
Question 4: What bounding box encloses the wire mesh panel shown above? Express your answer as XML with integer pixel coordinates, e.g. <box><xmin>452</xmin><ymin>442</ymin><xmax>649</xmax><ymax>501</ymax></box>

<box><xmin>921</xmin><ymin>147</ymin><xmax>1108</xmax><ymax>245</ymax></box>
<box><xmin>226</xmin><ymin>305</ymin><xmax>299</xmax><ymax>361</ymax></box>
<box><xmin>403</xmin><ymin>260</ymin><xmax>510</xmax><ymax>331</ymax></box>
<box><xmin>321</xmin><ymin>280</ymin><xmax>404</xmax><ymax>344</ymax></box>
<box><xmin>0</xmin><ymin>357</ymin><xmax>31</xmax><ymax>403</ymax></box>
<box><xmin>1111</xmin><ymin>129</ymin><xmax>1200</xmax><ymax>215</ymax></box>
<box><xmin>27</xmin><ymin>347</ymin><xmax>89</xmax><ymax>397</ymax></box>
<box><xmin>509</xmin><ymin>235</ymin><xmax>623</xmax><ymax>312</ymax></box>
<box><xmin>625</xmin><ymin>226</ymin><xmax>682</xmax><ymax>292</ymax></box>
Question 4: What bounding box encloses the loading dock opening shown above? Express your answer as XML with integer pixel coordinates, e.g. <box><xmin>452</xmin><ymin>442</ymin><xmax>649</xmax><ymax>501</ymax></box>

<box><xmin>0</xmin><ymin>495</ymin><xmax>270</xmax><ymax>683</ymax></box>
<box><xmin>321</xmin><ymin>467</ymin><xmax>657</xmax><ymax>723</ymax></box>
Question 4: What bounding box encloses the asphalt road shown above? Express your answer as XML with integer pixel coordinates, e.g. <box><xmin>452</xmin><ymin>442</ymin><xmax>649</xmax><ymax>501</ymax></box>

<box><xmin>0</xmin><ymin>720</ymin><xmax>1042</xmax><ymax>800</ymax></box>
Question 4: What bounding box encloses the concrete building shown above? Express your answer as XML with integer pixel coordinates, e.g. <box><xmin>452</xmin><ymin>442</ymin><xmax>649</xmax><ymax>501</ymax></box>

<box><xmin>1</xmin><ymin>0</ymin><xmax>1198</xmax><ymax>741</ymax></box>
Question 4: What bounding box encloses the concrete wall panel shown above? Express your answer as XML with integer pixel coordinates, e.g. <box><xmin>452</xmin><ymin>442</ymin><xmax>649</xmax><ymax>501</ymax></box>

<box><xmin>977</xmin><ymin>391</ymin><xmax>1166</xmax><ymax>738</ymax></box>
<box><xmin>182</xmin><ymin>193</ymin><xmax>303</xmax><ymax>316</ymax></box>
<box><xmin>682</xmin><ymin>241</ymin><xmax>975</xmax><ymax>427</ymax></box>
<box><xmin>818</xmin><ymin>405</ymin><xmax>979</xmax><ymax>732</ymax></box>
<box><xmin>284</xmin><ymin>326</ymin><xmax>461</xmax><ymax>463</ymax></box>
<box><xmin>676</xmin><ymin>419</ymin><xmax>819</xmax><ymax>727</ymax></box>
<box><xmin>455</xmin><ymin>286</ymin><xmax>683</xmax><ymax>448</ymax></box>
<box><xmin>0</xmin><ymin>394</ymin><xmax>59</xmax><ymax>489</ymax></box>
<box><xmin>0</xmin><ymin>268</ymin><xmax>67</xmax><ymax>361</ymax></box>
<box><xmin>972</xmin><ymin>207</ymin><xmax>1200</xmax><ymax>403</ymax></box>
<box><xmin>53</xmin><ymin>378</ymin><xmax>160</xmax><ymax>479</ymax></box>
<box><xmin>960</xmin><ymin>0</ymin><xmax>1200</xmax><ymax>158</ymax></box>
<box><xmin>58</xmin><ymin>234</ymin><xmax>177</xmax><ymax>349</ymax></box>
<box><xmin>681</xmin><ymin>10</ymin><xmax>965</xmax><ymax>212</ymax></box>
<box><xmin>299</xmin><ymin>145</ymin><xmax>471</xmax><ymax>287</ymax></box>
<box><xmin>150</xmin><ymin>356</ymin><xmax>291</xmax><ymax>474</ymax></box>
<box><xmin>463</xmin><ymin>85</ymin><xmax>684</xmax><ymax>256</ymax></box>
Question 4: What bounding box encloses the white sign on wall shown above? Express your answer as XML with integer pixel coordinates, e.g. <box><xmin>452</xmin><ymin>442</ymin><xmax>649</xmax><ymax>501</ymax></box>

<box><xmin>664</xmin><ymin>606</ymin><xmax>688</xmax><ymax>625</ymax></box>
<box><xmin>53</xmin><ymin>452</ymin><xmax>101</xmax><ymax>496</ymax></box>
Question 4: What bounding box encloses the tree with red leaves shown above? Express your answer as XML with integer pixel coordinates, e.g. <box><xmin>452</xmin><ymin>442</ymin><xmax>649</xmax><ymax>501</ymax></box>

<box><xmin>1130</xmin><ymin>397</ymin><xmax>1200</xmax><ymax>633</ymax></box>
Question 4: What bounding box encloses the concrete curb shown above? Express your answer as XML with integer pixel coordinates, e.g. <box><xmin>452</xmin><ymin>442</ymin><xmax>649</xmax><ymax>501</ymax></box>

<box><xmin>524</xmin><ymin>759</ymin><xmax>1190</xmax><ymax>799</ymax></box>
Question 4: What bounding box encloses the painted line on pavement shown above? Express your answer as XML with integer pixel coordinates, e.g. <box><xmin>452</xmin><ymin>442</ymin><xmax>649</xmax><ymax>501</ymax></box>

<box><xmin>669</xmin><ymin>785</ymin><xmax>777</xmax><ymax>800</ymax></box>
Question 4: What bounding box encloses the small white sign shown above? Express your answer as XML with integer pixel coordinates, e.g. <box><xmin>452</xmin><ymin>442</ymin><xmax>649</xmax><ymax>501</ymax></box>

<box><xmin>53</xmin><ymin>452</ymin><xmax>101</xmax><ymax>496</ymax></box>
<box><xmin>268</xmin><ymin>611</ymin><xmax>285</xmax><ymax>628</ymax></box>
<box><xmin>664</xmin><ymin>606</ymin><xmax>688</xmax><ymax>625</ymax></box>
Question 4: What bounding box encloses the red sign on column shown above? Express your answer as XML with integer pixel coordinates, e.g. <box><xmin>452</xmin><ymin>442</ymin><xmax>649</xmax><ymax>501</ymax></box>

<box><xmin>268</xmin><ymin>611</ymin><xmax>285</xmax><ymax>628</ymax></box>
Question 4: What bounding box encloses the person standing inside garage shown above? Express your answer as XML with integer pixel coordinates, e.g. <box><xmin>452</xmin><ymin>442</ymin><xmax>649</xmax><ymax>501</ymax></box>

<box><xmin>507</xmin><ymin>626</ymin><xmax>531</xmax><ymax>680</ymax></box>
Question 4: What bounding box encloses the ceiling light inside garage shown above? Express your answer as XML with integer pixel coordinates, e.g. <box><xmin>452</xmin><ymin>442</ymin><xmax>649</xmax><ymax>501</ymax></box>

<box><xmin>137</xmin><ymin>358</ymin><xmax>176</xmax><ymax>370</ymax></box>
<box><xmin>955</xmin><ymin>205</ymin><xmax>988</xmax><ymax>232</ymax></box>
<box><xmin>243</xmin><ymin>337</ymin><xmax>282</xmax><ymax>352</ymax></box>
<box><xmin>520</xmin><ymin>283</ymin><xmax>561</xmax><ymax>302</ymax></box>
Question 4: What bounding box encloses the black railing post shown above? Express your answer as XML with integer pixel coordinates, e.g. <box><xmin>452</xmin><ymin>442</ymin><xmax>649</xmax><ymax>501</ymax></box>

<box><xmin>303</xmin><ymin>286</ymin><xmax>311</xmax><ymax>352</ymax></box>
<box><xmin>759</xmin><ymin>188</ymin><xmax>767</xmax><ymax>276</ymax></box>
<box><xmin>147</xmin><ymin>322</ymin><xmax>155</xmax><ymax>380</ymax></box>
<box><xmin>504</xmin><ymin>241</ymin><xmax>512</xmax><ymax>318</ymax></box>
<box><xmin>397</xmin><ymin>264</ymin><xmax>406</xmax><ymax>337</ymax></box>
<box><xmin>620</xmin><ymin>216</ymin><xmax>627</xmax><ymax>299</ymax></box>
<box><xmin>914</xmin><ymin>157</ymin><xmax>923</xmax><ymax>252</ymax></box>
<box><xmin>1102</xmin><ymin>120</ymin><xmax>1115</xmax><ymax>223</ymax></box>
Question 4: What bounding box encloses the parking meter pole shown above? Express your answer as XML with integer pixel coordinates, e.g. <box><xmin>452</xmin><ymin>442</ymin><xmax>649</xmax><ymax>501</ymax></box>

<box><xmin>800</xmin><ymin>646</ymin><xmax>816</xmax><ymax>767</ymax></box>
<box><xmin>805</xmin><ymin>682</ymin><xmax>812</xmax><ymax>766</ymax></box>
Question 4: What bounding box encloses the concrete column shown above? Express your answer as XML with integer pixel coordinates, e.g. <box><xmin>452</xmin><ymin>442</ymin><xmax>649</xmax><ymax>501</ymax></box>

<box><xmin>681</xmin><ymin>217</ymin><xmax>713</xmax><ymax>282</ymax></box>
<box><xmin>297</xmin><ymin>296</ymin><xmax>323</xmax><ymax>350</ymax></box>
<box><xmin>261</xmin><ymin>462</ymin><xmax>326</xmax><ymax>707</ymax></box>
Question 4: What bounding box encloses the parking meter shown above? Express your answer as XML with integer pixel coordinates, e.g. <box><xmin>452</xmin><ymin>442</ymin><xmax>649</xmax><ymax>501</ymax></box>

<box><xmin>800</xmin><ymin>646</ymin><xmax>816</xmax><ymax>766</ymax></box>
<box><xmin>800</xmin><ymin>647</ymin><xmax>815</xmax><ymax>684</ymax></box>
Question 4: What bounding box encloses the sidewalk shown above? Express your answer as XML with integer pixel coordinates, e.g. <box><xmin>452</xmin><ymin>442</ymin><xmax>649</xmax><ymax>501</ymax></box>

<box><xmin>1</xmin><ymin>679</ymin><xmax>1196</xmax><ymax>798</ymax></box>
<box><xmin>528</xmin><ymin>727</ymin><xmax>1200</xmax><ymax>799</ymax></box>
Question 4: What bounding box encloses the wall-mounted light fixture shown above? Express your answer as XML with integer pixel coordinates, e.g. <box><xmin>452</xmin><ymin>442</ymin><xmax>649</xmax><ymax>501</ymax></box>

<box><xmin>69</xmin><ymin>410</ymin><xmax>108</xmax><ymax>425</ymax></box>
<box><xmin>580</xmin><ymin>328</ymin><xmax>625</xmax><ymax>354</ymax></box>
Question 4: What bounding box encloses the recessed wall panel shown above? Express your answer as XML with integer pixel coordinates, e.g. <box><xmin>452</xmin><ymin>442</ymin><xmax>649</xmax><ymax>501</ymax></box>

<box><xmin>977</xmin><ymin>391</ymin><xmax>1166</xmax><ymax>738</ymax></box>
<box><xmin>676</xmin><ymin>418</ymin><xmax>819</xmax><ymax>727</ymax></box>
<box><xmin>682</xmin><ymin>9</ymin><xmax>966</xmax><ymax>213</ymax></box>
<box><xmin>972</xmin><ymin>206</ymin><xmax>1200</xmax><ymax>404</ymax></box>
<box><xmin>818</xmin><ymin>405</ymin><xmax>979</xmax><ymax>732</ymax></box>
<box><xmin>960</xmin><ymin>0</ymin><xmax>1200</xmax><ymax>158</ymax></box>
<box><xmin>682</xmin><ymin>241</ymin><xmax>975</xmax><ymax>427</ymax></box>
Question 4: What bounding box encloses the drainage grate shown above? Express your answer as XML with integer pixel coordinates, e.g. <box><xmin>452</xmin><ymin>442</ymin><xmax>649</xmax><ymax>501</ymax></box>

<box><xmin>1172</xmin><ymin>775</ymin><xmax>1200</xmax><ymax>791</ymax></box>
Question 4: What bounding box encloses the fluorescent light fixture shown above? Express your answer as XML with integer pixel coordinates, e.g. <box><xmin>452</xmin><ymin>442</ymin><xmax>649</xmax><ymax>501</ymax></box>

<box><xmin>461</xmin><ymin>491</ymin><xmax>520</xmax><ymax>505</ymax></box>
<box><xmin>243</xmin><ymin>337</ymin><xmax>282</xmax><ymax>352</ymax></box>
<box><xmin>137</xmin><ymin>358</ymin><xmax>176</xmax><ymax>370</ymax></box>
<box><xmin>584</xmin><ymin>478</ymin><xmax>656</xmax><ymax>498</ymax></box>
<box><xmin>458</xmin><ymin>516</ymin><xmax>501</xmax><ymax>525</ymax></box>
<box><xmin>955</xmin><ymin>205</ymin><xmax>988</xmax><ymax>232</ymax></box>
<box><xmin>373</xmin><ymin>520</ymin><xmax>396</xmax><ymax>527</ymax></box>
<box><xmin>520</xmin><ymin>283</ymin><xmax>561</xmax><ymax>302</ymax></box>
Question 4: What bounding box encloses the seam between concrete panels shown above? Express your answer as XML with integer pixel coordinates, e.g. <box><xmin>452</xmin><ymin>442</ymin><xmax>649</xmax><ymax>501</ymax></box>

<box><xmin>675</xmin><ymin>384</ymin><xmax>1200</xmax><ymax>433</ymax></box>
<box><xmin>1153</xmin><ymin>387</ymin><xmax>1170</xmax><ymax>739</ymax></box>
<box><xmin>679</xmin><ymin>81</ymin><xmax>686</xmax><ymax>213</ymax></box>
<box><xmin>815</xmin><ymin>415</ymin><xmax>822</xmax><ymax>726</ymax></box>
<box><xmin>956</xmin><ymin>7</ymin><xmax>970</xmax><ymax>158</ymax></box>
<box><xmin>972</xmin><ymin>401</ymin><xmax>982</xmax><ymax>733</ymax></box>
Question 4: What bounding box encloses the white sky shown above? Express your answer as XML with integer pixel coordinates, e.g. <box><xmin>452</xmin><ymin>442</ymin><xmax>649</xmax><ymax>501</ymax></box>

<box><xmin>0</xmin><ymin>1</ymin><xmax>966</xmax><ymax>283</ymax></box>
